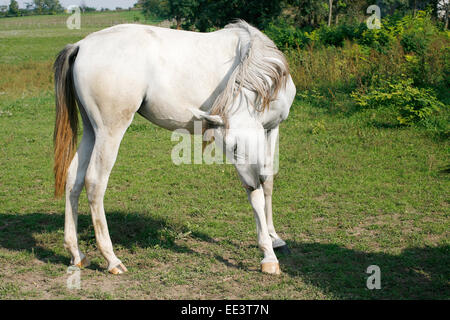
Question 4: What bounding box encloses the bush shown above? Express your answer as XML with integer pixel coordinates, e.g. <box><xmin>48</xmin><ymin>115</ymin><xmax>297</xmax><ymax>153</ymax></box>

<box><xmin>396</xmin><ymin>11</ymin><xmax>439</xmax><ymax>54</ymax></box>
<box><xmin>315</xmin><ymin>23</ymin><xmax>367</xmax><ymax>47</ymax></box>
<box><xmin>275</xmin><ymin>10</ymin><xmax>448</xmax><ymax>139</ymax></box>
<box><xmin>264</xmin><ymin>22</ymin><xmax>310</xmax><ymax>49</ymax></box>
<box><xmin>357</xmin><ymin>27</ymin><xmax>394</xmax><ymax>53</ymax></box>
<box><xmin>351</xmin><ymin>78</ymin><xmax>445</xmax><ymax>126</ymax></box>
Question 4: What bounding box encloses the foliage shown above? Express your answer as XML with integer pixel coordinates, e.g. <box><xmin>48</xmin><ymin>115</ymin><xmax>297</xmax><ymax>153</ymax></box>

<box><xmin>316</xmin><ymin>23</ymin><xmax>368</xmax><ymax>47</ymax></box>
<box><xmin>395</xmin><ymin>10</ymin><xmax>439</xmax><ymax>53</ymax></box>
<box><xmin>0</xmin><ymin>10</ymin><xmax>449</xmax><ymax>299</ymax></box>
<box><xmin>80</xmin><ymin>4</ymin><xmax>96</xmax><ymax>13</ymax></box>
<box><xmin>32</xmin><ymin>0</ymin><xmax>64</xmax><ymax>15</ymax></box>
<box><xmin>8</xmin><ymin>0</ymin><xmax>19</xmax><ymax>16</ymax></box>
<box><xmin>357</xmin><ymin>25</ymin><xmax>395</xmax><ymax>52</ymax></box>
<box><xmin>140</xmin><ymin>0</ymin><xmax>283</xmax><ymax>31</ymax></box>
<box><xmin>351</xmin><ymin>77</ymin><xmax>446</xmax><ymax>125</ymax></box>
<box><xmin>140</xmin><ymin>0</ymin><xmax>167</xmax><ymax>18</ymax></box>
<box><xmin>264</xmin><ymin>20</ymin><xmax>310</xmax><ymax>49</ymax></box>
<box><xmin>195</xmin><ymin>0</ymin><xmax>283</xmax><ymax>31</ymax></box>
<box><xmin>281</xmin><ymin>10</ymin><xmax>449</xmax><ymax>138</ymax></box>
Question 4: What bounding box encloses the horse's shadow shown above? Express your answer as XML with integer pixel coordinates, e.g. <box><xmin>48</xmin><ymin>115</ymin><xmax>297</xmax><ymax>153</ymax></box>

<box><xmin>277</xmin><ymin>241</ymin><xmax>450</xmax><ymax>299</ymax></box>
<box><xmin>0</xmin><ymin>211</ymin><xmax>448</xmax><ymax>299</ymax></box>
<box><xmin>0</xmin><ymin>211</ymin><xmax>211</xmax><ymax>270</ymax></box>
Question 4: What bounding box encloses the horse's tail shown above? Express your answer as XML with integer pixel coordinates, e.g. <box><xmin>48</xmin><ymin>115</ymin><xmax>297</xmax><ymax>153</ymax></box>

<box><xmin>53</xmin><ymin>44</ymin><xmax>80</xmax><ymax>198</ymax></box>
<box><xmin>209</xmin><ymin>20</ymin><xmax>290</xmax><ymax>126</ymax></box>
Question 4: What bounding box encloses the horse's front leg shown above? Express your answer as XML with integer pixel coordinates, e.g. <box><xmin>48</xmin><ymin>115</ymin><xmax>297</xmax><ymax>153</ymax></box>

<box><xmin>226</xmin><ymin>124</ymin><xmax>280</xmax><ymax>274</ymax></box>
<box><xmin>246</xmin><ymin>183</ymin><xmax>281</xmax><ymax>275</ymax></box>
<box><xmin>234</xmin><ymin>159</ymin><xmax>280</xmax><ymax>275</ymax></box>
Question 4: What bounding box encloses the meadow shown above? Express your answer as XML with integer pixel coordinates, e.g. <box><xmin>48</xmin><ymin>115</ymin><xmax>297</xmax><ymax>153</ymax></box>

<box><xmin>0</xmin><ymin>11</ymin><xmax>448</xmax><ymax>299</ymax></box>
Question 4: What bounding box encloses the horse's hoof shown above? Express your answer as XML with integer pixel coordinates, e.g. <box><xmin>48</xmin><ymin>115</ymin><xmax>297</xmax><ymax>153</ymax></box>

<box><xmin>109</xmin><ymin>263</ymin><xmax>128</xmax><ymax>275</ymax></box>
<box><xmin>274</xmin><ymin>244</ymin><xmax>291</xmax><ymax>255</ymax></box>
<box><xmin>261</xmin><ymin>262</ymin><xmax>281</xmax><ymax>275</ymax></box>
<box><xmin>75</xmin><ymin>257</ymin><xmax>90</xmax><ymax>268</ymax></box>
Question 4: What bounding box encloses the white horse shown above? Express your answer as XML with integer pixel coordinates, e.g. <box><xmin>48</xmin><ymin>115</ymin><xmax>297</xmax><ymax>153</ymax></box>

<box><xmin>53</xmin><ymin>21</ymin><xmax>296</xmax><ymax>275</ymax></box>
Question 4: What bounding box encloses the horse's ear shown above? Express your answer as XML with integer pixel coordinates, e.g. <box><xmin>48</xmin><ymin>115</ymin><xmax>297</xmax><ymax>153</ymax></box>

<box><xmin>189</xmin><ymin>108</ymin><xmax>224</xmax><ymax>126</ymax></box>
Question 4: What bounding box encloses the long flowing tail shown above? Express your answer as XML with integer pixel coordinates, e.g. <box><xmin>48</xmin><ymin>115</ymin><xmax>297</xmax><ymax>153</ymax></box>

<box><xmin>53</xmin><ymin>44</ymin><xmax>80</xmax><ymax>198</ymax></box>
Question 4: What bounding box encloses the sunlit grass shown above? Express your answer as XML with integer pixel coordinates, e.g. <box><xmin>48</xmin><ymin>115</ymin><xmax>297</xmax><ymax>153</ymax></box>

<box><xmin>0</xmin><ymin>12</ymin><xmax>448</xmax><ymax>300</ymax></box>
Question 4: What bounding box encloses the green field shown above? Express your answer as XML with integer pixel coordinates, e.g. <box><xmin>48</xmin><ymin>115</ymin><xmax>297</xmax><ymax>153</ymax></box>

<box><xmin>0</xmin><ymin>11</ymin><xmax>449</xmax><ymax>299</ymax></box>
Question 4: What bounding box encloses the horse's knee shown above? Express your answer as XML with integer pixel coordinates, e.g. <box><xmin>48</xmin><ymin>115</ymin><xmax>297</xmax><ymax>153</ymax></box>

<box><xmin>262</xmin><ymin>178</ymin><xmax>273</xmax><ymax>197</ymax></box>
<box><xmin>84</xmin><ymin>173</ymin><xmax>101</xmax><ymax>206</ymax></box>
<box><xmin>235</xmin><ymin>163</ymin><xmax>262</xmax><ymax>191</ymax></box>
<box><xmin>67</xmin><ymin>181</ymin><xmax>83</xmax><ymax>200</ymax></box>
<box><xmin>243</xmin><ymin>183</ymin><xmax>259</xmax><ymax>192</ymax></box>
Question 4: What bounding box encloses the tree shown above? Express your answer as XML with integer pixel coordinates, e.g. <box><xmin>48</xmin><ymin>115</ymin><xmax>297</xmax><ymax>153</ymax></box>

<box><xmin>339</xmin><ymin>0</ymin><xmax>370</xmax><ymax>23</ymax></box>
<box><xmin>44</xmin><ymin>0</ymin><xmax>63</xmax><ymax>14</ymax></box>
<box><xmin>139</xmin><ymin>0</ymin><xmax>166</xmax><ymax>18</ymax></box>
<box><xmin>140</xmin><ymin>0</ymin><xmax>197</xmax><ymax>29</ymax></box>
<box><xmin>166</xmin><ymin>0</ymin><xmax>197</xmax><ymax>29</ymax></box>
<box><xmin>0</xmin><ymin>5</ymin><xmax>8</xmax><ymax>17</ymax></box>
<box><xmin>437</xmin><ymin>0</ymin><xmax>449</xmax><ymax>29</ymax></box>
<box><xmin>8</xmin><ymin>0</ymin><xmax>19</xmax><ymax>16</ymax></box>
<box><xmin>33</xmin><ymin>0</ymin><xmax>63</xmax><ymax>15</ymax></box>
<box><xmin>328</xmin><ymin>0</ymin><xmax>334</xmax><ymax>26</ymax></box>
<box><xmin>80</xmin><ymin>1</ymin><xmax>96</xmax><ymax>12</ymax></box>
<box><xmin>376</xmin><ymin>0</ymin><xmax>410</xmax><ymax>16</ymax></box>
<box><xmin>332</xmin><ymin>0</ymin><xmax>348</xmax><ymax>24</ymax></box>
<box><xmin>284</xmin><ymin>0</ymin><xmax>329</xmax><ymax>28</ymax></box>
<box><xmin>140</xmin><ymin>0</ymin><xmax>283</xmax><ymax>31</ymax></box>
<box><xmin>190</xmin><ymin>0</ymin><xmax>283</xmax><ymax>31</ymax></box>
<box><xmin>33</xmin><ymin>0</ymin><xmax>43</xmax><ymax>14</ymax></box>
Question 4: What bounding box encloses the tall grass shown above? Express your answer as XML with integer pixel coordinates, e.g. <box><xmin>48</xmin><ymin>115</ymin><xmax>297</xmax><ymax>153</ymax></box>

<box><xmin>0</xmin><ymin>61</ymin><xmax>53</xmax><ymax>96</ymax></box>
<box><xmin>282</xmin><ymin>12</ymin><xmax>449</xmax><ymax>138</ymax></box>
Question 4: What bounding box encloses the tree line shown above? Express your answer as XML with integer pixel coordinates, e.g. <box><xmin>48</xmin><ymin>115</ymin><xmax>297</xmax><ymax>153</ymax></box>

<box><xmin>136</xmin><ymin>0</ymin><xmax>449</xmax><ymax>31</ymax></box>
<box><xmin>0</xmin><ymin>0</ymin><xmax>97</xmax><ymax>17</ymax></box>
<box><xmin>1</xmin><ymin>0</ymin><xmax>448</xmax><ymax>30</ymax></box>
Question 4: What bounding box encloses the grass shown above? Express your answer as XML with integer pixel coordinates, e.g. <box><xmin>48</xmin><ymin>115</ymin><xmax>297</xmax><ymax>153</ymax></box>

<box><xmin>0</xmin><ymin>12</ymin><xmax>449</xmax><ymax>300</ymax></box>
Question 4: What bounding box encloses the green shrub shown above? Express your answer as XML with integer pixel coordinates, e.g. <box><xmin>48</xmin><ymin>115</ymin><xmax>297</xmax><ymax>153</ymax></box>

<box><xmin>418</xmin><ymin>113</ymin><xmax>450</xmax><ymax>140</ymax></box>
<box><xmin>351</xmin><ymin>78</ymin><xmax>445</xmax><ymax>126</ymax></box>
<box><xmin>315</xmin><ymin>23</ymin><xmax>367</xmax><ymax>47</ymax></box>
<box><xmin>395</xmin><ymin>11</ymin><xmax>439</xmax><ymax>54</ymax></box>
<box><xmin>401</xmin><ymin>32</ymin><xmax>429</xmax><ymax>54</ymax></box>
<box><xmin>264</xmin><ymin>22</ymin><xmax>310</xmax><ymax>49</ymax></box>
<box><xmin>278</xmin><ymin>10</ymin><xmax>448</xmax><ymax>140</ymax></box>
<box><xmin>357</xmin><ymin>27</ymin><xmax>394</xmax><ymax>53</ymax></box>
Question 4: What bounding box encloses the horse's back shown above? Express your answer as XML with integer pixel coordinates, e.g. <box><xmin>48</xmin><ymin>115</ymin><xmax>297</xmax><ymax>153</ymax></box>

<box><xmin>72</xmin><ymin>24</ymin><xmax>240</xmax><ymax>131</ymax></box>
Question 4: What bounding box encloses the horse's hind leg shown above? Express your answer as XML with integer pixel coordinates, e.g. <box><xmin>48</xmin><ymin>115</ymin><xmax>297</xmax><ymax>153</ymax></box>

<box><xmin>64</xmin><ymin>108</ymin><xmax>94</xmax><ymax>267</ymax></box>
<box><xmin>84</xmin><ymin>122</ymin><xmax>132</xmax><ymax>274</ymax></box>
<box><xmin>262</xmin><ymin>178</ymin><xmax>285</xmax><ymax>244</ymax></box>
<box><xmin>261</xmin><ymin>127</ymin><xmax>289</xmax><ymax>254</ymax></box>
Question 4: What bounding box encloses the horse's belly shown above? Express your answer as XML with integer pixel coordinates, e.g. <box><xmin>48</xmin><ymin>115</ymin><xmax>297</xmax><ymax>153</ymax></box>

<box><xmin>139</xmin><ymin>57</ymin><xmax>234</xmax><ymax>132</ymax></box>
<box><xmin>137</xmin><ymin>101</ymin><xmax>196</xmax><ymax>132</ymax></box>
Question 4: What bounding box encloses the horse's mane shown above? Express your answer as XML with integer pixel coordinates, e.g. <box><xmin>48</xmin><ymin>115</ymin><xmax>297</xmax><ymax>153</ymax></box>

<box><xmin>209</xmin><ymin>20</ymin><xmax>290</xmax><ymax>126</ymax></box>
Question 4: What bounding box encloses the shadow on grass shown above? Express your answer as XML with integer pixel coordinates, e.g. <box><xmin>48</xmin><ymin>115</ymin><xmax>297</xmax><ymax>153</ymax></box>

<box><xmin>438</xmin><ymin>164</ymin><xmax>450</xmax><ymax>175</ymax></box>
<box><xmin>0</xmin><ymin>212</ymin><xmax>448</xmax><ymax>298</ymax></box>
<box><xmin>368</xmin><ymin>121</ymin><xmax>404</xmax><ymax>129</ymax></box>
<box><xmin>0</xmin><ymin>211</ymin><xmax>212</xmax><ymax>270</ymax></box>
<box><xmin>278</xmin><ymin>241</ymin><xmax>450</xmax><ymax>299</ymax></box>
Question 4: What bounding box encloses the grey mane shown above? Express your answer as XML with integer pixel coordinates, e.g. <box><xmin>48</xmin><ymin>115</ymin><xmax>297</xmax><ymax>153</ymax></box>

<box><xmin>209</xmin><ymin>20</ymin><xmax>290</xmax><ymax>125</ymax></box>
